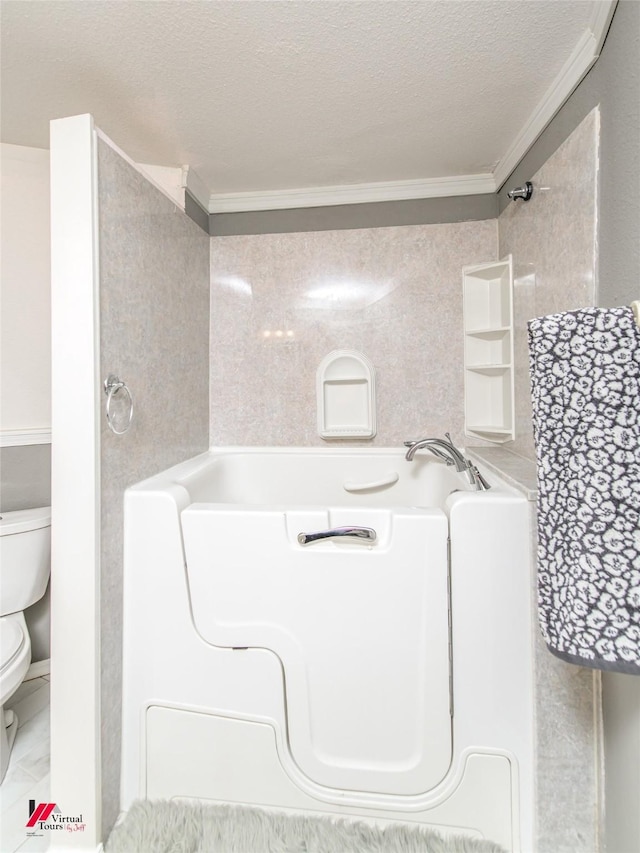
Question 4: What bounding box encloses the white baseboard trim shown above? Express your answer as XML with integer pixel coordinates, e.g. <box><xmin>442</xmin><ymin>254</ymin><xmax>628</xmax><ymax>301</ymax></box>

<box><xmin>26</xmin><ymin>658</ymin><xmax>51</xmax><ymax>680</ymax></box>
<box><xmin>0</xmin><ymin>429</ymin><xmax>52</xmax><ymax>447</ymax></box>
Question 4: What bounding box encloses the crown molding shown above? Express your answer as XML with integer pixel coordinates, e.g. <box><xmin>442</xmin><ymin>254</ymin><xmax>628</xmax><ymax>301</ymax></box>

<box><xmin>207</xmin><ymin>174</ymin><xmax>497</xmax><ymax>214</ymax></box>
<box><xmin>181</xmin><ymin>165</ymin><xmax>211</xmax><ymax>211</ymax></box>
<box><xmin>493</xmin><ymin>0</ymin><xmax>617</xmax><ymax>189</ymax></box>
<box><xmin>589</xmin><ymin>0</ymin><xmax>617</xmax><ymax>52</ymax></box>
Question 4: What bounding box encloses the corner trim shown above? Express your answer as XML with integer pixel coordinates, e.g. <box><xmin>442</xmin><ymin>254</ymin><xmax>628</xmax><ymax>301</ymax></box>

<box><xmin>0</xmin><ymin>429</ymin><xmax>52</xmax><ymax>447</ymax></box>
<box><xmin>208</xmin><ymin>174</ymin><xmax>497</xmax><ymax>213</ymax></box>
<box><xmin>96</xmin><ymin>129</ymin><xmax>184</xmax><ymax>211</ymax></box>
<box><xmin>138</xmin><ymin>163</ymin><xmax>186</xmax><ymax>208</ymax></box>
<box><xmin>50</xmin><ymin>111</ymin><xmax>102</xmax><ymax>849</ymax></box>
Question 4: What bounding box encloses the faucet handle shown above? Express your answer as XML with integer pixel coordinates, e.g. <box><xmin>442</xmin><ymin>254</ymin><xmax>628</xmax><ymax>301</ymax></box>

<box><xmin>469</xmin><ymin>464</ymin><xmax>492</xmax><ymax>491</ymax></box>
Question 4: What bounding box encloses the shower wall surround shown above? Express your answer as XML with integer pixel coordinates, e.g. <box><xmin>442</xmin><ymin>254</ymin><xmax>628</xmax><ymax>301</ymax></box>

<box><xmin>506</xmin><ymin>9</ymin><xmax>640</xmax><ymax>851</ymax></box>
<box><xmin>209</xmin><ymin>221</ymin><xmax>496</xmax><ymax>446</ymax></box>
<box><xmin>498</xmin><ymin>108</ymin><xmax>601</xmax><ymax>853</ymax></box>
<box><xmin>98</xmin><ymin>139</ymin><xmax>210</xmax><ymax>836</ymax></box>
<box><xmin>499</xmin><ymin>107</ymin><xmax>599</xmax><ymax>462</ymax></box>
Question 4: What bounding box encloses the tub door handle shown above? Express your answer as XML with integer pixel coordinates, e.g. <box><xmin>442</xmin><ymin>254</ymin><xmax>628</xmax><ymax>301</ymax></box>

<box><xmin>297</xmin><ymin>526</ymin><xmax>377</xmax><ymax>546</ymax></box>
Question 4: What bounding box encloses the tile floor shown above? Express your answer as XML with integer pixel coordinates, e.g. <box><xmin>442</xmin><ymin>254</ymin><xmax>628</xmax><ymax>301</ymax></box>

<box><xmin>0</xmin><ymin>677</ymin><xmax>50</xmax><ymax>852</ymax></box>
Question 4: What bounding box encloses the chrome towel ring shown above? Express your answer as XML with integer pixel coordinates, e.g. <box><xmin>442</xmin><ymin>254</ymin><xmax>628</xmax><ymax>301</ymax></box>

<box><xmin>104</xmin><ymin>374</ymin><xmax>133</xmax><ymax>435</ymax></box>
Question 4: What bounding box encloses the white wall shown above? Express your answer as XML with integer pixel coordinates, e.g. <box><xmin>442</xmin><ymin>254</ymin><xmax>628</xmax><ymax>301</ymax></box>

<box><xmin>0</xmin><ymin>143</ymin><xmax>51</xmax><ymax>434</ymax></box>
<box><xmin>1</xmin><ymin>143</ymin><xmax>52</xmax><ymax>664</ymax></box>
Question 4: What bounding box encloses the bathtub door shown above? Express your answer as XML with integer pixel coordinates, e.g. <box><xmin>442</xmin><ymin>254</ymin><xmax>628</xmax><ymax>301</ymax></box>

<box><xmin>182</xmin><ymin>504</ymin><xmax>451</xmax><ymax>796</ymax></box>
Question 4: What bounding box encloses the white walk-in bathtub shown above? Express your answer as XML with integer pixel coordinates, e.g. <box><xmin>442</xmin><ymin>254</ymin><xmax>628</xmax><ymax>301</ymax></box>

<box><xmin>121</xmin><ymin>448</ymin><xmax>533</xmax><ymax>851</ymax></box>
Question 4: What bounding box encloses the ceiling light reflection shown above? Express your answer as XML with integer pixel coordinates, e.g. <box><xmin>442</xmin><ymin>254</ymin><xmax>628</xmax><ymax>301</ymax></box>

<box><xmin>303</xmin><ymin>276</ymin><xmax>397</xmax><ymax>310</ymax></box>
<box><xmin>262</xmin><ymin>329</ymin><xmax>296</xmax><ymax>342</ymax></box>
<box><xmin>213</xmin><ymin>275</ymin><xmax>253</xmax><ymax>297</ymax></box>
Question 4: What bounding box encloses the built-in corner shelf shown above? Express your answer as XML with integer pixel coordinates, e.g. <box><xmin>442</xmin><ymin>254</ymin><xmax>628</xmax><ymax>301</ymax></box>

<box><xmin>462</xmin><ymin>256</ymin><xmax>514</xmax><ymax>443</ymax></box>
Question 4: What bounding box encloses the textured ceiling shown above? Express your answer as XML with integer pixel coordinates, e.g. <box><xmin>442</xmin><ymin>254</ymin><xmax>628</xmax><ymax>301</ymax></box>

<box><xmin>1</xmin><ymin>0</ymin><xmax>603</xmax><ymax>197</ymax></box>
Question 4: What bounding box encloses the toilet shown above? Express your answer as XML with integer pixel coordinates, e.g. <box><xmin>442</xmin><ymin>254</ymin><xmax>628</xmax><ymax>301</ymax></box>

<box><xmin>0</xmin><ymin>507</ymin><xmax>51</xmax><ymax>783</ymax></box>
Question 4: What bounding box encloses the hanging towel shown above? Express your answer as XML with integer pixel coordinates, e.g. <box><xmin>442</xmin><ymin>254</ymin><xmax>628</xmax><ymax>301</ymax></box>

<box><xmin>528</xmin><ymin>306</ymin><xmax>640</xmax><ymax>674</ymax></box>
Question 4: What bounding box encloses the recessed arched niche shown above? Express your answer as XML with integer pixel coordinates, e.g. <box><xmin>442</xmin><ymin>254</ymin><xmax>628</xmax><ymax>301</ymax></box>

<box><xmin>316</xmin><ymin>350</ymin><xmax>376</xmax><ymax>440</ymax></box>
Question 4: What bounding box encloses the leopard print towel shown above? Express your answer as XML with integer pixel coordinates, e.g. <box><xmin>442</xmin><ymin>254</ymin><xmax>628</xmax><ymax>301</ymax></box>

<box><xmin>528</xmin><ymin>306</ymin><xmax>640</xmax><ymax>673</ymax></box>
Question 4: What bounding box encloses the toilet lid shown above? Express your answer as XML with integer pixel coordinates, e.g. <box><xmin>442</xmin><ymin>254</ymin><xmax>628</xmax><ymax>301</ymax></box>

<box><xmin>0</xmin><ymin>618</ymin><xmax>27</xmax><ymax>673</ymax></box>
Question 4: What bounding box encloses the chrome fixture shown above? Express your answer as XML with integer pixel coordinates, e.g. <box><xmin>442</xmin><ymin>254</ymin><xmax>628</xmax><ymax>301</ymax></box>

<box><xmin>104</xmin><ymin>374</ymin><xmax>133</xmax><ymax>435</ymax></box>
<box><xmin>507</xmin><ymin>181</ymin><xmax>533</xmax><ymax>202</ymax></box>
<box><xmin>298</xmin><ymin>526</ymin><xmax>377</xmax><ymax>546</ymax></box>
<box><xmin>404</xmin><ymin>433</ymin><xmax>491</xmax><ymax>491</ymax></box>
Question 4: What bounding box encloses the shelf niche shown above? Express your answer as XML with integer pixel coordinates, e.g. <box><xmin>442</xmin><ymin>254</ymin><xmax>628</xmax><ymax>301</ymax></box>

<box><xmin>462</xmin><ymin>256</ymin><xmax>515</xmax><ymax>443</ymax></box>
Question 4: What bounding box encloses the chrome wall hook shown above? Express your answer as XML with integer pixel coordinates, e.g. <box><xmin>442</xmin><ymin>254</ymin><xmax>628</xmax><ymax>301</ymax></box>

<box><xmin>507</xmin><ymin>181</ymin><xmax>533</xmax><ymax>202</ymax></box>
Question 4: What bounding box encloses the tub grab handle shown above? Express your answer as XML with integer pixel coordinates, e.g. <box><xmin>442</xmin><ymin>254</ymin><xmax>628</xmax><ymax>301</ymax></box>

<box><xmin>297</xmin><ymin>526</ymin><xmax>377</xmax><ymax>546</ymax></box>
<box><xmin>343</xmin><ymin>472</ymin><xmax>399</xmax><ymax>492</ymax></box>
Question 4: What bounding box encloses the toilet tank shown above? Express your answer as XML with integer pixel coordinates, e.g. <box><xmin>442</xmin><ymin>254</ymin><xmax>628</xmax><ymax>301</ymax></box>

<box><xmin>0</xmin><ymin>507</ymin><xmax>51</xmax><ymax>617</ymax></box>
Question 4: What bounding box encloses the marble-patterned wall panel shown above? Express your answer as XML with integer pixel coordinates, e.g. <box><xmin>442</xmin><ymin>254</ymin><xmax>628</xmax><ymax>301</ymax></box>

<box><xmin>498</xmin><ymin>107</ymin><xmax>599</xmax><ymax>461</ymax></box>
<box><xmin>471</xmin><ymin>453</ymin><xmax>602</xmax><ymax>849</ymax></box>
<box><xmin>499</xmin><ymin>109</ymin><xmax>601</xmax><ymax>850</ymax></box>
<box><xmin>527</xmin><ymin>507</ymin><xmax>602</xmax><ymax>853</ymax></box>
<box><xmin>98</xmin><ymin>139</ymin><xmax>210</xmax><ymax>836</ymax></box>
<box><xmin>210</xmin><ymin>221</ymin><xmax>497</xmax><ymax>447</ymax></box>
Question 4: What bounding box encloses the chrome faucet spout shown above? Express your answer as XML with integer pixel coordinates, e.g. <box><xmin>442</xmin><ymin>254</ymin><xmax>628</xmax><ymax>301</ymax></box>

<box><xmin>403</xmin><ymin>432</ymin><xmax>491</xmax><ymax>491</ymax></box>
<box><xmin>404</xmin><ymin>435</ymin><xmax>466</xmax><ymax>469</ymax></box>
<box><xmin>403</xmin><ymin>440</ymin><xmax>454</xmax><ymax>465</ymax></box>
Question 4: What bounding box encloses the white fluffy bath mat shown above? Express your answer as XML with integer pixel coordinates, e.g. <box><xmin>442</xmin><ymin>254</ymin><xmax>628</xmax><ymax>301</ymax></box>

<box><xmin>105</xmin><ymin>800</ymin><xmax>507</xmax><ymax>853</ymax></box>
